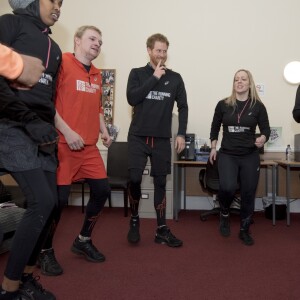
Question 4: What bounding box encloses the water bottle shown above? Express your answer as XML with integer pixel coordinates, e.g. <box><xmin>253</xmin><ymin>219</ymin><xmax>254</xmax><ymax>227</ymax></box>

<box><xmin>286</xmin><ymin>144</ymin><xmax>292</xmax><ymax>161</ymax></box>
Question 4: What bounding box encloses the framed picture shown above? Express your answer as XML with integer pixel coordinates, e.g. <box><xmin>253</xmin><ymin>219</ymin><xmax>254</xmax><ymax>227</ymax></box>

<box><xmin>266</xmin><ymin>127</ymin><xmax>283</xmax><ymax>150</ymax></box>
<box><xmin>101</xmin><ymin>69</ymin><xmax>115</xmax><ymax>127</ymax></box>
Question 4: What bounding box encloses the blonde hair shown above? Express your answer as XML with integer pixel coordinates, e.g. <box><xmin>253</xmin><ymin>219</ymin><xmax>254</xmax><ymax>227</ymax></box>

<box><xmin>73</xmin><ymin>25</ymin><xmax>102</xmax><ymax>50</ymax></box>
<box><xmin>225</xmin><ymin>69</ymin><xmax>261</xmax><ymax>108</ymax></box>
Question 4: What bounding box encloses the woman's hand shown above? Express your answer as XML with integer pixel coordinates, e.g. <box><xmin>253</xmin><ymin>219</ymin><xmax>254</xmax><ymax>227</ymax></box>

<box><xmin>209</xmin><ymin>148</ymin><xmax>217</xmax><ymax>164</ymax></box>
<box><xmin>255</xmin><ymin>135</ymin><xmax>266</xmax><ymax>148</ymax></box>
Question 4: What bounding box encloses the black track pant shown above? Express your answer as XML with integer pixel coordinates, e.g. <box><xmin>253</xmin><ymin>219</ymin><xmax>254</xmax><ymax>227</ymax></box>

<box><xmin>129</xmin><ymin>168</ymin><xmax>167</xmax><ymax>226</ymax></box>
<box><xmin>43</xmin><ymin>178</ymin><xmax>110</xmax><ymax>248</ymax></box>
<box><xmin>4</xmin><ymin>169</ymin><xmax>57</xmax><ymax>280</ymax></box>
<box><xmin>217</xmin><ymin>151</ymin><xmax>260</xmax><ymax>220</ymax></box>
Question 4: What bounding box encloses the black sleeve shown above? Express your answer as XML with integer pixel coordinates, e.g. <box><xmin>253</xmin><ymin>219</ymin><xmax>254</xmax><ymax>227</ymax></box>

<box><xmin>257</xmin><ymin>102</ymin><xmax>271</xmax><ymax>142</ymax></box>
<box><xmin>0</xmin><ymin>14</ymin><xmax>20</xmax><ymax>47</ymax></box>
<box><xmin>0</xmin><ymin>14</ymin><xmax>37</xmax><ymax>123</ymax></box>
<box><xmin>0</xmin><ymin>78</ymin><xmax>37</xmax><ymax>123</ymax></box>
<box><xmin>126</xmin><ymin>68</ymin><xmax>159</xmax><ymax>106</ymax></box>
<box><xmin>210</xmin><ymin>101</ymin><xmax>223</xmax><ymax>141</ymax></box>
<box><xmin>292</xmin><ymin>85</ymin><xmax>300</xmax><ymax>123</ymax></box>
<box><xmin>175</xmin><ymin>74</ymin><xmax>188</xmax><ymax>136</ymax></box>
<box><xmin>52</xmin><ymin>60</ymin><xmax>61</xmax><ymax>103</ymax></box>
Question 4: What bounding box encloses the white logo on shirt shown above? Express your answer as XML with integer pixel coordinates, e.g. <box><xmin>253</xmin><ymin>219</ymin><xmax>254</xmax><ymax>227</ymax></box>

<box><xmin>76</xmin><ymin>80</ymin><xmax>100</xmax><ymax>94</ymax></box>
<box><xmin>228</xmin><ymin>126</ymin><xmax>250</xmax><ymax>133</ymax></box>
<box><xmin>146</xmin><ymin>91</ymin><xmax>171</xmax><ymax>101</ymax></box>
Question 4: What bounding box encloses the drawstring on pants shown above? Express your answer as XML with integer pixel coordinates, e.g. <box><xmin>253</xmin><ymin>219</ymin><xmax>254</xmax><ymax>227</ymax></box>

<box><xmin>146</xmin><ymin>137</ymin><xmax>154</xmax><ymax>148</ymax></box>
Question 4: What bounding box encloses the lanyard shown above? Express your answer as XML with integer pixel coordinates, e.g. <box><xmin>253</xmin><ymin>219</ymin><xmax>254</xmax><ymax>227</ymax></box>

<box><xmin>237</xmin><ymin>99</ymin><xmax>250</xmax><ymax>124</ymax></box>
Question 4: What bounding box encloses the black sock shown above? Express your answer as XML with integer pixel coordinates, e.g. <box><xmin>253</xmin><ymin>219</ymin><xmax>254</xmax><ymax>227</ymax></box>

<box><xmin>157</xmin><ymin>225</ymin><xmax>167</xmax><ymax>233</ymax></box>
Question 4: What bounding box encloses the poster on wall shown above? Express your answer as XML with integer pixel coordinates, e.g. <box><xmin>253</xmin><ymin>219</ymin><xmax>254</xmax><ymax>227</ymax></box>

<box><xmin>101</xmin><ymin>69</ymin><xmax>119</xmax><ymax>140</ymax></box>
<box><xmin>266</xmin><ymin>127</ymin><xmax>283</xmax><ymax>150</ymax></box>
<box><xmin>101</xmin><ymin>69</ymin><xmax>115</xmax><ymax>126</ymax></box>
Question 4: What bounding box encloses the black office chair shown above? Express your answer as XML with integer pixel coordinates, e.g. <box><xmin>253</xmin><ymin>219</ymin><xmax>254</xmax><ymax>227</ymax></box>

<box><xmin>199</xmin><ymin>157</ymin><xmax>240</xmax><ymax>221</ymax></box>
<box><xmin>106</xmin><ymin>141</ymin><xmax>129</xmax><ymax>217</ymax></box>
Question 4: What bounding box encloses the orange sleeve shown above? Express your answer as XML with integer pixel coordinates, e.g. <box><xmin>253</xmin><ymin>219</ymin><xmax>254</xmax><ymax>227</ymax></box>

<box><xmin>0</xmin><ymin>44</ymin><xmax>24</xmax><ymax>80</ymax></box>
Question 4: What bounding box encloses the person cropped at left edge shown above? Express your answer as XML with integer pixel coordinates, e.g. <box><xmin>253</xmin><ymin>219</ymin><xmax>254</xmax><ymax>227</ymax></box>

<box><xmin>0</xmin><ymin>0</ymin><xmax>63</xmax><ymax>299</ymax></box>
<box><xmin>0</xmin><ymin>43</ymin><xmax>45</xmax><ymax>87</ymax></box>
<box><xmin>209</xmin><ymin>69</ymin><xmax>270</xmax><ymax>246</ymax></box>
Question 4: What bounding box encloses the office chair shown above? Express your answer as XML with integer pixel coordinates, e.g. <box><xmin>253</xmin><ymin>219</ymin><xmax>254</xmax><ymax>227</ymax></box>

<box><xmin>199</xmin><ymin>157</ymin><xmax>240</xmax><ymax>221</ymax></box>
<box><xmin>106</xmin><ymin>141</ymin><xmax>129</xmax><ymax>217</ymax></box>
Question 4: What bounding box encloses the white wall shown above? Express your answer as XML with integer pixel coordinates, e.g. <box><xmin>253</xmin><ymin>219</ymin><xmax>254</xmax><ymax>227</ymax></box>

<box><xmin>1</xmin><ymin>0</ymin><xmax>300</xmax><ymax>149</ymax></box>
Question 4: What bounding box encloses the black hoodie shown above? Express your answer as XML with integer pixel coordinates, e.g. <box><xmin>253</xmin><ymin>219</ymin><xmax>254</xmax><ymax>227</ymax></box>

<box><xmin>0</xmin><ymin>0</ymin><xmax>62</xmax><ymax>124</ymax></box>
<box><xmin>292</xmin><ymin>85</ymin><xmax>300</xmax><ymax>123</ymax></box>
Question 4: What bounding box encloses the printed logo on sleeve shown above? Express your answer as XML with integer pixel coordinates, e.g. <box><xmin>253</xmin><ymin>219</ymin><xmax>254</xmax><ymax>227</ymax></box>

<box><xmin>38</xmin><ymin>73</ymin><xmax>53</xmax><ymax>86</ymax></box>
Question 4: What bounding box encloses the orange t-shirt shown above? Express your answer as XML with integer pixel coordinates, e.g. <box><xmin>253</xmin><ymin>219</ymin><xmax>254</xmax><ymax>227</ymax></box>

<box><xmin>55</xmin><ymin>52</ymin><xmax>104</xmax><ymax>145</ymax></box>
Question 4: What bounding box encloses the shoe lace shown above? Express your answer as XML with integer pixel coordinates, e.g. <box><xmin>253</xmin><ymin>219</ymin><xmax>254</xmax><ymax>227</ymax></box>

<box><xmin>28</xmin><ymin>276</ymin><xmax>46</xmax><ymax>293</ymax></box>
<box><xmin>159</xmin><ymin>227</ymin><xmax>176</xmax><ymax>240</ymax></box>
<box><xmin>130</xmin><ymin>219</ymin><xmax>139</xmax><ymax>227</ymax></box>
<box><xmin>84</xmin><ymin>240</ymin><xmax>98</xmax><ymax>252</ymax></box>
<box><xmin>46</xmin><ymin>251</ymin><xmax>58</xmax><ymax>265</ymax></box>
<box><xmin>166</xmin><ymin>230</ymin><xmax>176</xmax><ymax>240</ymax></box>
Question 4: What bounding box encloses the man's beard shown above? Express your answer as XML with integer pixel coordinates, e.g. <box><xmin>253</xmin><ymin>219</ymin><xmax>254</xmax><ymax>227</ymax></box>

<box><xmin>153</xmin><ymin>58</ymin><xmax>166</xmax><ymax>67</ymax></box>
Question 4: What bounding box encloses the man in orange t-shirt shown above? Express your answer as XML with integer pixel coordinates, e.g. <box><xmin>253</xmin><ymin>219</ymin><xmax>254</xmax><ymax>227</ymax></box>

<box><xmin>38</xmin><ymin>25</ymin><xmax>112</xmax><ymax>276</ymax></box>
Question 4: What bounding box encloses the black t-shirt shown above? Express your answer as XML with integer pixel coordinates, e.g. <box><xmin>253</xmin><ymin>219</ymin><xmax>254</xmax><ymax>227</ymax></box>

<box><xmin>210</xmin><ymin>99</ymin><xmax>270</xmax><ymax>155</ymax></box>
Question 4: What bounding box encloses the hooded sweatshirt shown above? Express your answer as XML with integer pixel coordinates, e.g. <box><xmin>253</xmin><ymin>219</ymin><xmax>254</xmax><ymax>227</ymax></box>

<box><xmin>0</xmin><ymin>0</ymin><xmax>62</xmax><ymax>124</ymax></box>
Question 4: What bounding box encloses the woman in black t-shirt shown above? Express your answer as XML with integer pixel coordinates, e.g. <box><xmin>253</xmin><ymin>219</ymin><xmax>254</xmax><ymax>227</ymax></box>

<box><xmin>209</xmin><ymin>69</ymin><xmax>270</xmax><ymax>246</ymax></box>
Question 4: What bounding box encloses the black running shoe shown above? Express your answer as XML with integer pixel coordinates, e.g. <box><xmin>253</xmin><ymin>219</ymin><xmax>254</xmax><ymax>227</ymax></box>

<box><xmin>0</xmin><ymin>287</ymin><xmax>31</xmax><ymax>300</ymax></box>
<box><xmin>37</xmin><ymin>248</ymin><xmax>63</xmax><ymax>276</ymax></box>
<box><xmin>19</xmin><ymin>274</ymin><xmax>55</xmax><ymax>300</ymax></box>
<box><xmin>71</xmin><ymin>237</ymin><xmax>105</xmax><ymax>262</ymax></box>
<box><xmin>127</xmin><ymin>217</ymin><xmax>140</xmax><ymax>244</ymax></box>
<box><xmin>239</xmin><ymin>230</ymin><xmax>254</xmax><ymax>246</ymax></box>
<box><xmin>154</xmin><ymin>226</ymin><xmax>183</xmax><ymax>247</ymax></box>
<box><xmin>219</xmin><ymin>213</ymin><xmax>230</xmax><ymax>237</ymax></box>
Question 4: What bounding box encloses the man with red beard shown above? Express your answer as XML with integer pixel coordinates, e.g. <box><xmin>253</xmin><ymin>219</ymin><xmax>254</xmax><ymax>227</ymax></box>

<box><xmin>126</xmin><ymin>33</ymin><xmax>188</xmax><ymax>247</ymax></box>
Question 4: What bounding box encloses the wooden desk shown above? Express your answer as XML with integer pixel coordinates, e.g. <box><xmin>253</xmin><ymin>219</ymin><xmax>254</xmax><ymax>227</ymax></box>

<box><xmin>274</xmin><ymin>160</ymin><xmax>300</xmax><ymax>226</ymax></box>
<box><xmin>173</xmin><ymin>160</ymin><xmax>277</xmax><ymax>224</ymax></box>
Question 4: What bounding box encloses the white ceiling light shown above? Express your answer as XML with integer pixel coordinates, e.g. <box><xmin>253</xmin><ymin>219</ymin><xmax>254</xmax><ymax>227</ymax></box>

<box><xmin>283</xmin><ymin>61</ymin><xmax>300</xmax><ymax>84</ymax></box>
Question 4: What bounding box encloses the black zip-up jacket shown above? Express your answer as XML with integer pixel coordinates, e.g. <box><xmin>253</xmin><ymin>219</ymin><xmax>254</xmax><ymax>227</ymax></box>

<box><xmin>292</xmin><ymin>85</ymin><xmax>300</xmax><ymax>122</ymax></box>
<box><xmin>0</xmin><ymin>8</ymin><xmax>61</xmax><ymax>124</ymax></box>
<box><xmin>127</xmin><ymin>64</ymin><xmax>188</xmax><ymax>138</ymax></box>
<box><xmin>210</xmin><ymin>99</ymin><xmax>270</xmax><ymax>155</ymax></box>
